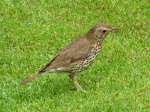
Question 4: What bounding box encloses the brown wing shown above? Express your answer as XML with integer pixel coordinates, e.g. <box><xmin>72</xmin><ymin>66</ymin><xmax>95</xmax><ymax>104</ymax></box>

<box><xmin>38</xmin><ymin>37</ymin><xmax>92</xmax><ymax>73</ymax></box>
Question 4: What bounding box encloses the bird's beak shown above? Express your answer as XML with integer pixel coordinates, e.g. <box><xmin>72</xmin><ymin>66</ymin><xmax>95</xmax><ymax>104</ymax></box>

<box><xmin>110</xmin><ymin>28</ymin><xmax>119</xmax><ymax>32</ymax></box>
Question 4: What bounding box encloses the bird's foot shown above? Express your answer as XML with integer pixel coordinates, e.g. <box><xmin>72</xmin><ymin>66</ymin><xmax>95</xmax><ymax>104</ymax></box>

<box><xmin>77</xmin><ymin>87</ymin><xmax>87</xmax><ymax>93</ymax></box>
<box><xmin>74</xmin><ymin>81</ymin><xmax>87</xmax><ymax>93</ymax></box>
<box><xmin>69</xmin><ymin>74</ymin><xmax>87</xmax><ymax>93</ymax></box>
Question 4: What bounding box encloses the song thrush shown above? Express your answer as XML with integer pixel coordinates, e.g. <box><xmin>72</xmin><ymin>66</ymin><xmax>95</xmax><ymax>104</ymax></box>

<box><xmin>21</xmin><ymin>24</ymin><xmax>118</xmax><ymax>92</ymax></box>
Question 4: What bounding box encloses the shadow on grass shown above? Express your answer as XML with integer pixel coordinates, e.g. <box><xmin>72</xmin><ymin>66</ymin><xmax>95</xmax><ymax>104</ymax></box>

<box><xmin>13</xmin><ymin>75</ymin><xmax>74</xmax><ymax>103</ymax></box>
<box><xmin>10</xmin><ymin>68</ymin><xmax>105</xmax><ymax>104</ymax></box>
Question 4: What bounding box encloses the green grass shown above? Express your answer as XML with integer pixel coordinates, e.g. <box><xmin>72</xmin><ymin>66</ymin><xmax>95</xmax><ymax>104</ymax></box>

<box><xmin>0</xmin><ymin>0</ymin><xmax>150</xmax><ymax>111</ymax></box>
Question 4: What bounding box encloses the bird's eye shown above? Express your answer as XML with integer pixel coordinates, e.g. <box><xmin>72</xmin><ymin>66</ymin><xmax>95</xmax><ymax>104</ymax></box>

<box><xmin>98</xmin><ymin>29</ymin><xmax>106</xmax><ymax>33</ymax></box>
<box><xmin>102</xmin><ymin>30</ymin><xmax>106</xmax><ymax>33</ymax></box>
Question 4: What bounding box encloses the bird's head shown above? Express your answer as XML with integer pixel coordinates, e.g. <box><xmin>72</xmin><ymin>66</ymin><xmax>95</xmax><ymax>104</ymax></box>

<box><xmin>88</xmin><ymin>24</ymin><xmax>119</xmax><ymax>41</ymax></box>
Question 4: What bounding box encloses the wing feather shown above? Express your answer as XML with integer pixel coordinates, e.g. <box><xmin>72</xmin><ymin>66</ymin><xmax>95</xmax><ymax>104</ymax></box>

<box><xmin>38</xmin><ymin>37</ymin><xmax>92</xmax><ymax>73</ymax></box>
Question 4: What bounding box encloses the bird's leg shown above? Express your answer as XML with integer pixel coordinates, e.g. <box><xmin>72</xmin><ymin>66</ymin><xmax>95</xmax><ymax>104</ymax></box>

<box><xmin>69</xmin><ymin>74</ymin><xmax>86</xmax><ymax>92</ymax></box>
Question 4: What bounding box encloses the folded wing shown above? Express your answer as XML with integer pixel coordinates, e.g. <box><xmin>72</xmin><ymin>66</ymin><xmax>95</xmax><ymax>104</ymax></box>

<box><xmin>38</xmin><ymin>37</ymin><xmax>92</xmax><ymax>73</ymax></box>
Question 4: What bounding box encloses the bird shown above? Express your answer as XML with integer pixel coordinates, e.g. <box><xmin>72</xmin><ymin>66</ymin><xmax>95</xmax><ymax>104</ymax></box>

<box><xmin>21</xmin><ymin>24</ymin><xmax>118</xmax><ymax>92</ymax></box>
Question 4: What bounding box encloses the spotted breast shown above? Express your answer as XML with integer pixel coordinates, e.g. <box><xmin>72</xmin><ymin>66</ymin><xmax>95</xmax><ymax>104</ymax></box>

<box><xmin>69</xmin><ymin>42</ymin><xmax>102</xmax><ymax>73</ymax></box>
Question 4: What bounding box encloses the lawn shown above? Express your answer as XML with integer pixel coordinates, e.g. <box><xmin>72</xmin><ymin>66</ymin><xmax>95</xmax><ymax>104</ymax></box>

<box><xmin>0</xmin><ymin>0</ymin><xmax>149</xmax><ymax>111</ymax></box>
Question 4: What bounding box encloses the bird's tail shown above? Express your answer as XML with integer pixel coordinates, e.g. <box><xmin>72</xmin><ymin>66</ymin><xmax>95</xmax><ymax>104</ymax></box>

<box><xmin>21</xmin><ymin>59</ymin><xmax>52</xmax><ymax>85</ymax></box>
<box><xmin>21</xmin><ymin>72</ymin><xmax>43</xmax><ymax>85</ymax></box>
<box><xmin>21</xmin><ymin>63</ymin><xmax>55</xmax><ymax>85</ymax></box>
